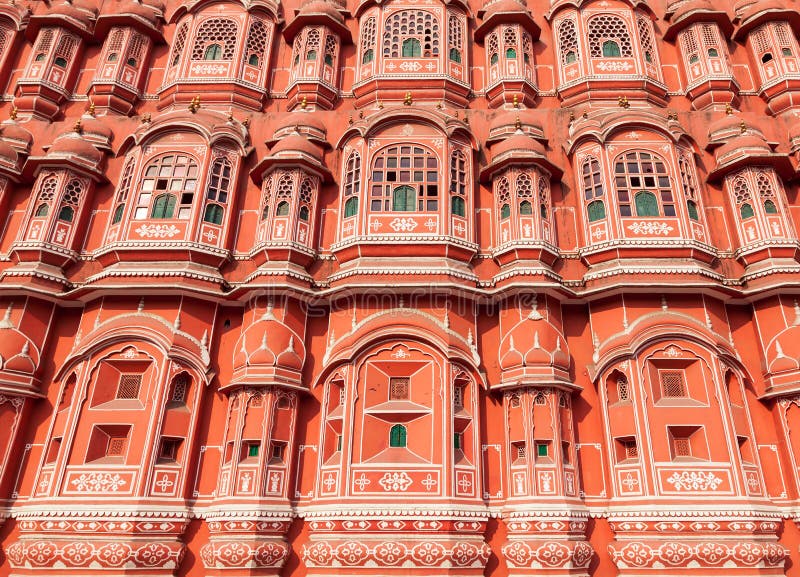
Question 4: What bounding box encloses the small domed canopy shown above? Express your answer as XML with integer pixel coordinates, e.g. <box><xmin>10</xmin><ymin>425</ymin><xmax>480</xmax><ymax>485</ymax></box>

<box><xmin>487</xmin><ymin>109</ymin><xmax>546</xmax><ymax>146</ymax></box>
<box><xmin>733</xmin><ymin>0</ymin><xmax>800</xmax><ymax>40</ymax></box>
<box><xmin>706</xmin><ymin>109</ymin><xmax>767</xmax><ymax>150</ymax></box>
<box><xmin>475</xmin><ymin>0</ymin><xmax>540</xmax><ymax>42</ymax></box>
<box><xmin>497</xmin><ymin>311</ymin><xmax>573</xmax><ymax>390</ymax></box>
<box><xmin>0</xmin><ymin>141</ymin><xmax>20</xmax><ymax>179</ymax></box>
<box><xmin>96</xmin><ymin>0</ymin><xmax>165</xmax><ymax>40</ymax></box>
<box><xmin>0</xmin><ymin>119</ymin><xmax>33</xmax><ymax>155</ymax></box>
<box><xmin>267</xmin><ymin>112</ymin><xmax>329</xmax><ymax>148</ymax></box>
<box><xmin>709</xmin><ymin>127</ymin><xmax>792</xmax><ymax>180</ymax></box>
<box><xmin>230</xmin><ymin>304</ymin><xmax>307</xmax><ymax>391</ymax></box>
<box><xmin>663</xmin><ymin>0</ymin><xmax>733</xmax><ymax>40</ymax></box>
<box><xmin>481</xmin><ymin>132</ymin><xmax>561</xmax><ymax>181</ymax></box>
<box><xmin>76</xmin><ymin>110</ymin><xmax>113</xmax><ymax>152</ymax></box>
<box><xmin>252</xmin><ymin>131</ymin><xmax>331</xmax><ymax>184</ymax></box>
<box><xmin>26</xmin><ymin>0</ymin><xmax>97</xmax><ymax>40</ymax></box>
<box><xmin>284</xmin><ymin>0</ymin><xmax>351</xmax><ymax>43</ymax></box>
<box><xmin>25</xmin><ymin>127</ymin><xmax>107</xmax><ymax>182</ymax></box>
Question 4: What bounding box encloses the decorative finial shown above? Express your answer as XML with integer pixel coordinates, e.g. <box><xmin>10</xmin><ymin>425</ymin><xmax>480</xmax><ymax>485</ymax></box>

<box><xmin>569</xmin><ymin>110</ymin><xmax>575</xmax><ymax>123</ymax></box>
<box><xmin>794</xmin><ymin>299</ymin><xmax>800</xmax><ymax>326</ymax></box>
<box><xmin>618</xmin><ymin>95</ymin><xmax>630</xmax><ymax>109</ymax></box>
<box><xmin>174</xmin><ymin>312</ymin><xmax>181</xmax><ymax>331</ymax></box>
<box><xmin>0</xmin><ymin>304</ymin><xmax>13</xmax><ymax>329</ymax></box>
<box><xmin>348</xmin><ymin>115</ymin><xmax>353</xmax><ymax>125</ymax></box>
<box><xmin>73</xmin><ymin>119</ymin><xmax>82</xmax><ymax>133</ymax></box>
<box><xmin>740</xmin><ymin>120</ymin><xmax>747</xmax><ymax>134</ymax></box>
<box><xmin>188</xmin><ymin>95</ymin><xmax>201</xmax><ymax>113</ymax></box>
<box><xmin>515</xmin><ymin>115</ymin><xmax>522</xmax><ymax>131</ymax></box>
<box><xmin>242</xmin><ymin>118</ymin><xmax>250</xmax><ymax>128</ymax></box>
<box><xmin>262</xmin><ymin>298</ymin><xmax>276</xmax><ymax>320</ymax></box>
<box><xmin>403</xmin><ymin>91</ymin><xmax>413</xmax><ymax>106</ymax></box>
<box><xmin>87</xmin><ymin>100</ymin><xmax>96</xmax><ymax>116</ymax></box>
<box><xmin>725</xmin><ymin>103</ymin><xmax>734</xmax><ymax>116</ymax></box>
<box><xmin>528</xmin><ymin>295</ymin><xmax>543</xmax><ymax>320</ymax></box>
<box><xmin>512</xmin><ymin>94</ymin><xmax>520</xmax><ymax>109</ymax></box>
<box><xmin>141</xmin><ymin>113</ymin><xmax>151</xmax><ymax>124</ymax></box>
<box><xmin>359</xmin><ymin>110</ymin><xmax>364</xmax><ymax>119</ymax></box>
<box><xmin>667</xmin><ymin>110</ymin><xmax>678</xmax><ymax>121</ymax></box>
<box><xmin>300</xmin><ymin>96</ymin><xmax>308</xmax><ymax>110</ymax></box>
<box><xmin>10</xmin><ymin>106</ymin><xmax>17</xmax><ymax>121</ymax></box>
<box><xmin>138</xmin><ymin>298</ymin><xmax>145</xmax><ymax>313</ymax></box>
<box><xmin>661</xmin><ymin>295</ymin><xmax>668</xmax><ymax>311</ymax></box>
<box><xmin>378</xmin><ymin>100</ymin><xmax>384</xmax><ymax>109</ymax></box>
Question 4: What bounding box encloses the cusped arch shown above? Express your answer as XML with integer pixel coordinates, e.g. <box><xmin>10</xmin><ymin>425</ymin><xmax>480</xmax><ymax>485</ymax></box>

<box><xmin>167</xmin><ymin>0</ymin><xmax>280</xmax><ymax>24</ymax></box>
<box><xmin>590</xmin><ymin>310</ymin><xmax>742</xmax><ymax>381</ymax></box>
<box><xmin>118</xmin><ymin>109</ymin><xmax>251</xmax><ymax>158</ymax></box>
<box><xmin>547</xmin><ymin>0</ymin><xmax>655</xmax><ymax>21</ymax></box>
<box><xmin>335</xmin><ymin>107</ymin><xmax>477</xmax><ymax>151</ymax></box>
<box><xmin>316</xmin><ymin>308</ymin><xmax>482</xmax><ymax>388</ymax></box>
<box><xmin>567</xmin><ymin>109</ymin><xmax>691</xmax><ymax>154</ymax></box>
<box><xmin>55</xmin><ymin>312</ymin><xmax>213</xmax><ymax>383</ymax></box>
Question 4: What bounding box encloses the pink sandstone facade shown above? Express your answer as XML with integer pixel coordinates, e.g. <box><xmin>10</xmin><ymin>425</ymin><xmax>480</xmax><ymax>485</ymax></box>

<box><xmin>1</xmin><ymin>0</ymin><xmax>800</xmax><ymax>576</ymax></box>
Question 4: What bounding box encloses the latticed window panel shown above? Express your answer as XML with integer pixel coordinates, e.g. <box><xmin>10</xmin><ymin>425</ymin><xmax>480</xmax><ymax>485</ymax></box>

<box><xmin>660</xmin><ymin>370</ymin><xmax>687</xmax><ymax>398</ymax></box>
<box><xmin>36</xmin><ymin>28</ymin><xmax>54</xmax><ymax>53</ymax></box>
<box><xmin>371</xmin><ymin>145</ymin><xmax>439</xmax><ymax>212</ymax></box>
<box><xmin>516</xmin><ymin>443</ymin><xmax>526</xmax><ymax>459</ymax></box>
<box><xmin>558</xmin><ymin>19</ymin><xmax>579</xmax><ymax>65</ymax></box>
<box><xmin>171</xmin><ymin>375</ymin><xmax>188</xmax><ymax>403</ymax></box>
<box><xmin>136</xmin><ymin>155</ymin><xmax>199</xmax><ymax>220</ymax></box>
<box><xmin>389</xmin><ymin>377</ymin><xmax>410</xmax><ymax>400</ymax></box>
<box><xmin>453</xmin><ymin>385</ymin><xmax>464</xmax><ymax>408</ymax></box>
<box><xmin>487</xmin><ymin>32</ymin><xmax>499</xmax><ymax>64</ymax></box>
<box><xmin>299</xmin><ymin>178</ymin><xmax>314</xmax><ymax>221</ymax></box>
<box><xmin>588</xmin><ymin>15</ymin><xmax>633</xmax><ymax>58</ymax></box>
<box><xmin>108</xmin><ymin>29</ymin><xmax>125</xmax><ymax>56</ymax></box>
<box><xmin>125</xmin><ymin>32</ymin><xmax>146</xmax><ymax>66</ymax></box>
<box><xmin>57</xmin><ymin>179</ymin><xmax>84</xmax><ymax>222</ymax></box>
<box><xmin>448</xmin><ymin>14</ymin><xmax>463</xmax><ymax>55</ymax></box>
<box><xmin>191</xmin><ymin>18</ymin><xmax>238</xmax><ymax>60</ymax></box>
<box><xmin>672</xmin><ymin>436</ymin><xmax>692</xmax><ymax>457</ymax></box>
<box><xmin>503</xmin><ymin>26</ymin><xmax>518</xmax><ymax>51</ymax></box>
<box><xmin>522</xmin><ymin>32</ymin><xmax>533</xmax><ymax>63</ymax></box>
<box><xmin>534</xmin><ymin>392</ymin><xmax>547</xmax><ymax>405</ymax></box>
<box><xmin>617</xmin><ymin>376</ymin><xmax>630</xmax><ymax>402</ymax></box>
<box><xmin>324</xmin><ymin>34</ymin><xmax>337</xmax><ymax>64</ymax></box>
<box><xmin>636</xmin><ymin>15</ymin><xmax>659</xmax><ymax>65</ymax></box>
<box><xmin>614</xmin><ymin>151</ymin><xmax>674</xmax><ymax>217</ymax></box>
<box><xmin>361</xmin><ymin>16</ymin><xmax>376</xmax><ymax>63</ymax></box>
<box><xmin>36</xmin><ymin>176</ymin><xmax>58</xmax><ymax>207</ymax></box>
<box><xmin>496</xmin><ymin>176</ymin><xmax>511</xmax><ymax>219</ymax></box>
<box><xmin>305</xmin><ymin>28</ymin><xmax>321</xmax><ymax>58</ymax></box>
<box><xmin>756</xmin><ymin>171</ymin><xmax>776</xmax><ymax>199</ymax></box>
<box><xmin>623</xmin><ymin>439</ymin><xmax>638</xmax><ymax>460</ymax></box>
<box><xmin>344</xmin><ymin>152</ymin><xmax>361</xmax><ymax>199</ymax></box>
<box><xmin>170</xmin><ymin>23</ymin><xmax>189</xmax><ymax>66</ymax></box>
<box><xmin>582</xmin><ymin>158</ymin><xmax>604</xmax><ymax>201</ymax></box>
<box><xmin>259</xmin><ymin>175</ymin><xmax>273</xmax><ymax>221</ymax></box>
<box><xmin>383</xmin><ymin>10</ymin><xmax>440</xmax><ymax>58</ymax></box>
<box><xmin>538</xmin><ymin>177</ymin><xmax>550</xmax><ymax>219</ymax></box>
<box><xmin>55</xmin><ymin>34</ymin><xmax>78</xmax><ymax>63</ymax></box>
<box><xmin>107</xmin><ymin>436</ymin><xmax>127</xmax><ymax>456</ymax></box>
<box><xmin>274</xmin><ymin>173</ymin><xmax>294</xmax><ymax>217</ymax></box>
<box><xmin>117</xmin><ymin>374</ymin><xmax>142</xmax><ymax>399</ymax></box>
<box><xmin>680</xmin><ymin>28</ymin><xmax>698</xmax><ymax>57</ymax></box>
<box><xmin>244</xmin><ymin>18</ymin><xmax>269</xmax><ymax>66</ymax></box>
<box><xmin>449</xmin><ymin>150</ymin><xmax>467</xmax><ymax>216</ymax></box>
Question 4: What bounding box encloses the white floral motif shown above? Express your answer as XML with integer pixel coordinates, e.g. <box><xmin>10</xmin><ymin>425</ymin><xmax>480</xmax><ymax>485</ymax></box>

<box><xmin>596</xmin><ymin>60</ymin><xmax>634</xmax><ymax>71</ymax></box>
<box><xmin>389</xmin><ymin>218</ymin><xmax>418</xmax><ymax>232</ymax></box>
<box><xmin>378</xmin><ymin>471</ymin><xmax>413</xmax><ymax>491</ymax></box>
<box><xmin>666</xmin><ymin>471</ymin><xmax>723</xmax><ymax>491</ymax></box>
<box><xmin>135</xmin><ymin>224</ymin><xmax>181</xmax><ymax>239</ymax></box>
<box><xmin>627</xmin><ymin>221</ymin><xmax>674</xmax><ymax>235</ymax></box>
<box><xmin>70</xmin><ymin>472</ymin><xmax>127</xmax><ymax>492</ymax></box>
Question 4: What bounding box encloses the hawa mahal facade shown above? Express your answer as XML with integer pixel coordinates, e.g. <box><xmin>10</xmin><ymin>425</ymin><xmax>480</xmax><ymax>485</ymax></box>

<box><xmin>3</xmin><ymin>0</ymin><xmax>800</xmax><ymax>576</ymax></box>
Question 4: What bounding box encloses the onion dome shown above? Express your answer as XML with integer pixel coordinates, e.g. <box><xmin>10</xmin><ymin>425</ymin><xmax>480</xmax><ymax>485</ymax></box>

<box><xmin>0</xmin><ymin>305</ymin><xmax>38</xmax><ymax>376</ymax></box>
<box><xmin>663</xmin><ymin>0</ymin><xmax>733</xmax><ymax>40</ymax></box>
<box><xmin>27</xmin><ymin>0</ymin><xmax>97</xmax><ymax>40</ymax></box>
<box><xmin>481</xmin><ymin>130</ymin><xmax>561</xmax><ymax>180</ymax></box>
<box><xmin>96</xmin><ymin>0</ymin><xmax>165</xmax><ymax>39</ymax></box>
<box><xmin>487</xmin><ymin>108</ymin><xmax>545</xmax><ymax>146</ymax></box>
<box><xmin>476</xmin><ymin>0</ymin><xmax>540</xmax><ymax>42</ymax></box>
<box><xmin>498</xmin><ymin>308</ymin><xmax>571</xmax><ymax>387</ymax></box>
<box><xmin>268</xmin><ymin>112</ymin><xmax>329</xmax><ymax>148</ymax></box>
<box><xmin>231</xmin><ymin>303</ymin><xmax>307</xmax><ymax>390</ymax></box>
<box><xmin>284</xmin><ymin>0</ymin><xmax>350</xmax><ymax>42</ymax></box>
<box><xmin>733</xmin><ymin>0</ymin><xmax>800</xmax><ymax>40</ymax></box>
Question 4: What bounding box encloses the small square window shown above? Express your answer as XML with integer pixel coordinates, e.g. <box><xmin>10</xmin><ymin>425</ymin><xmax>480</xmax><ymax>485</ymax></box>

<box><xmin>389</xmin><ymin>377</ymin><xmax>409</xmax><ymax>400</ymax></box>
<box><xmin>536</xmin><ymin>442</ymin><xmax>549</xmax><ymax>458</ymax></box>
<box><xmin>116</xmin><ymin>374</ymin><xmax>141</xmax><ymax>399</ymax></box>
<box><xmin>247</xmin><ymin>442</ymin><xmax>260</xmax><ymax>458</ymax></box>
<box><xmin>453</xmin><ymin>386</ymin><xmax>464</xmax><ymax>409</ymax></box>
<box><xmin>660</xmin><ymin>370</ymin><xmax>687</xmax><ymax>398</ymax></box>
<box><xmin>272</xmin><ymin>442</ymin><xmax>286</xmax><ymax>461</ymax></box>
<box><xmin>454</xmin><ymin>433</ymin><xmax>463</xmax><ymax>450</ymax></box>
<box><xmin>159</xmin><ymin>438</ymin><xmax>181</xmax><ymax>461</ymax></box>
<box><xmin>672</xmin><ymin>436</ymin><xmax>691</xmax><ymax>457</ymax></box>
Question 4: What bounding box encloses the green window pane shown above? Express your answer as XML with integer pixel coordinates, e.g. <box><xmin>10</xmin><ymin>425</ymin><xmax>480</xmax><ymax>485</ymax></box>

<box><xmin>506</xmin><ymin>47</ymin><xmax>517</xmax><ymax>59</ymax></box>
<box><xmin>248</xmin><ymin>443</ymin><xmax>259</xmax><ymax>457</ymax></box>
<box><xmin>151</xmin><ymin>194</ymin><xmax>176</xmax><ymax>219</ymax></box>
<box><xmin>500</xmin><ymin>203</ymin><xmax>511</xmax><ymax>219</ymax></box>
<box><xmin>602</xmin><ymin>41</ymin><xmax>621</xmax><ymax>57</ymax></box>
<box><xmin>402</xmin><ymin>38</ymin><xmax>421</xmax><ymax>58</ymax></box>
<box><xmin>687</xmin><ymin>200</ymin><xmax>699</xmax><ymax>221</ymax></box>
<box><xmin>362</xmin><ymin>49</ymin><xmax>374</xmax><ymax>64</ymax></box>
<box><xmin>204</xmin><ymin>44</ymin><xmax>222</xmax><ymax>60</ymax></box>
<box><xmin>764</xmin><ymin>200</ymin><xmax>778</xmax><ymax>214</ymax></box>
<box><xmin>393</xmin><ymin>185</ymin><xmax>416</xmax><ymax>211</ymax></box>
<box><xmin>344</xmin><ymin>197</ymin><xmax>358</xmax><ymax>218</ymax></box>
<box><xmin>203</xmin><ymin>204</ymin><xmax>223</xmax><ymax>225</ymax></box>
<box><xmin>389</xmin><ymin>424</ymin><xmax>407</xmax><ymax>448</ymax></box>
<box><xmin>519</xmin><ymin>200</ymin><xmax>532</xmax><ymax>215</ymax></box>
<box><xmin>35</xmin><ymin>203</ymin><xmax>49</xmax><ymax>217</ymax></box>
<box><xmin>634</xmin><ymin>191</ymin><xmax>659</xmax><ymax>217</ymax></box>
<box><xmin>112</xmin><ymin>204</ymin><xmax>125</xmax><ymax>224</ymax></box>
<box><xmin>587</xmin><ymin>200</ymin><xmax>605</xmax><ymax>222</ymax></box>
<box><xmin>537</xmin><ymin>443</ymin><xmax>548</xmax><ymax>457</ymax></box>
<box><xmin>740</xmin><ymin>203</ymin><xmax>754</xmax><ymax>219</ymax></box>
<box><xmin>451</xmin><ymin>196</ymin><xmax>465</xmax><ymax>217</ymax></box>
<box><xmin>449</xmin><ymin>48</ymin><xmax>461</xmax><ymax>63</ymax></box>
<box><xmin>276</xmin><ymin>201</ymin><xmax>290</xmax><ymax>216</ymax></box>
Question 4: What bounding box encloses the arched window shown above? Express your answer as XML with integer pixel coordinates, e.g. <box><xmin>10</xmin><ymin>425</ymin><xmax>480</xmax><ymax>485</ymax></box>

<box><xmin>58</xmin><ymin>206</ymin><xmax>74</xmax><ymax>222</ymax></box>
<box><xmin>343</xmin><ymin>151</ymin><xmax>361</xmax><ymax>217</ymax></box>
<box><xmin>276</xmin><ymin>201</ymin><xmax>290</xmax><ymax>216</ymax></box>
<box><xmin>107</xmin><ymin>29</ymin><xmax>124</xmax><ymax>62</ymax></box>
<box><xmin>637</xmin><ymin>15</ymin><xmax>659</xmax><ymax>67</ymax></box>
<box><xmin>687</xmin><ymin>200</ymin><xmax>699</xmax><ymax>221</ymax></box>
<box><xmin>299</xmin><ymin>206</ymin><xmax>310</xmax><ymax>221</ymax></box>
<box><xmin>54</xmin><ymin>57</ymin><xmax>67</xmax><ymax>68</ymax></box>
<box><xmin>392</xmin><ymin>185</ymin><xmax>416</xmax><ymax>211</ymax></box>
<box><xmin>450</xmin><ymin>48</ymin><xmax>461</xmax><ymax>62</ymax></box>
<box><xmin>54</xmin><ymin>34</ymin><xmax>77</xmax><ymax>69</ymax></box>
<box><xmin>588</xmin><ymin>15</ymin><xmax>633</xmax><ymax>58</ymax></box>
<box><xmin>501</xmin><ymin>204</ymin><xmax>511</xmax><ymax>219</ymax></box>
<box><xmin>136</xmin><ymin>154</ymin><xmax>199</xmax><ymax>220</ymax></box>
<box><xmin>170</xmin><ymin>22</ymin><xmax>189</xmax><ymax>67</ymax></box>
<box><xmin>517</xmin><ymin>172</ymin><xmax>533</xmax><ymax>217</ymax></box>
<box><xmin>112</xmin><ymin>158</ymin><xmax>136</xmax><ymax>226</ymax></box>
<box><xmin>385</xmin><ymin>10</ymin><xmax>439</xmax><ymax>58</ymax></box>
<box><xmin>204</xmin><ymin>43</ymin><xmax>222</xmax><ymax>60</ymax></box>
<box><xmin>203</xmin><ymin>204</ymin><xmax>223</xmax><ymax>224</ymax></box>
<box><xmin>614</xmin><ymin>151</ymin><xmax>674</xmax><ymax>217</ymax></box>
<box><xmin>497</xmin><ymin>176</ymin><xmax>511</xmax><ymax>221</ymax></box>
<box><xmin>151</xmin><ymin>194</ymin><xmax>176</xmax><ymax>219</ymax></box>
<box><xmin>325</xmin><ymin>35</ymin><xmax>337</xmax><ymax>67</ymax></box>
<box><xmin>520</xmin><ymin>201</ymin><xmax>532</xmax><ymax>215</ymax></box>
<box><xmin>259</xmin><ymin>175</ymin><xmax>272</xmax><ymax>222</ymax></box>
<box><xmin>402</xmin><ymin>38</ymin><xmax>421</xmax><ymax>57</ymax></box>
<box><xmin>602</xmin><ymin>40</ymin><xmax>621</xmax><ymax>57</ymax></box>
<box><xmin>538</xmin><ymin>177</ymin><xmax>550</xmax><ymax>220</ymax></box>
<box><xmin>244</xmin><ymin>18</ymin><xmax>268</xmax><ymax>69</ymax></box>
<box><xmin>206</xmin><ymin>158</ymin><xmax>232</xmax><ymax>205</ymax></box>
<box><xmin>677</xmin><ymin>153</ymin><xmax>702</xmax><ymax>222</ymax></box>
<box><xmin>757</xmin><ymin>171</ymin><xmax>779</xmax><ymax>214</ymax></box>
<box><xmin>450</xmin><ymin>150</ymin><xmax>467</xmax><ymax>217</ymax></box>
<box><xmin>389</xmin><ymin>424</ymin><xmax>407</xmax><ymax>447</ymax></box>
<box><xmin>298</xmin><ymin>178</ymin><xmax>314</xmax><ymax>222</ymax></box>
<box><xmin>305</xmin><ymin>28</ymin><xmax>320</xmax><ymax>62</ymax></box>
<box><xmin>506</xmin><ymin>47</ymin><xmax>517</xmax><ymax>58</ymax></box>
<box><xmin>371</xmin><ymin>145</ymin><xmax>438</xmax><ymax>212</ymax></box>
<box><xmin>732</xmin><ymin>176</ymin><xmax>754</xmax><ymax>219</ymax></box>
<box><xmin>192</xmin><ymin>18</ymin><xmax>238</xmax><ymax>61</ymax></box>
<box><xmin>56</xmin><ymin>179</ymin><xmax>83</xmax><ymax>223</ymax></box>
<box><xmin>582</xmin><ymin>157</ymin><xmax>605</xmax><ymax>222</ymax></box>
<box><xmin>34</xmin><ymin>176</ymin><xmax>58</xmax><ymax>217</ymax></box>
<box><xmin>125</xmin><ymin>32</ymin><xmax>145</xmax><ymax>68</ymax></box>
<box><xmin>361</xmin><ymin>17</ymin><xmax>376</xmax><ymax>64</ymax></box>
